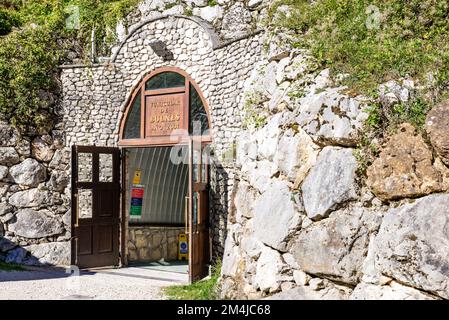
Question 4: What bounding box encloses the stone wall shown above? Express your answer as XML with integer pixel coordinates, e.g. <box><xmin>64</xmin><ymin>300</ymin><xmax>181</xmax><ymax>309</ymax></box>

<box><xmin>0</xmin><ymin>122</ymin><xmax>71</xmax><ymax>265</ymax></box>
<box><xmin>61</xmin><ymin>12</ymin><xmax>264</xmax><ymax>259</ymax></box>
<box><xmin>128</xmin><ymin>226</ymin><xmax>184</xmax><ymax>262</ymax></box>
<box><xmin>219</xmin><ymin>38</ymin><xmax>449</xmax><ymax>300</ymax></box>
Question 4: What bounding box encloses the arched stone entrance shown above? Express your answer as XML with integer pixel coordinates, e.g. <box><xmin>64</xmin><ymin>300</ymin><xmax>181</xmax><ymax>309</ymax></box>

<box><xmin>71</xmin><ymin>66</ymin><xmax>213</xmax><ymax>283</ymax></box>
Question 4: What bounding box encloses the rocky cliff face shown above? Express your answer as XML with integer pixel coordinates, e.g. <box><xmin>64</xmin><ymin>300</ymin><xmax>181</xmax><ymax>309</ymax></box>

<box><xmin>219</xmin><ymin>35</ymin><xmax>449</xmax><ymax>300</ymax></box>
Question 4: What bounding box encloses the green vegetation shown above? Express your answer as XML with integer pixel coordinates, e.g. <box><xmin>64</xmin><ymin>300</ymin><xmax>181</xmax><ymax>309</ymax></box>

<box><xmin>0</xmin><ymin>0</ymin><xmax>139</xmax><ymax>133</ymax></box>
<box><xmin>270</xmin><ymin>0</ymin><xmax>449</xmax><ymax>97</ymax></box>
<box><xmin>269</xmin><ymin>0</ymin><xmax>449</xmax><ymax>173</ymax></box>
<box><xmin>164</xmin><ymin>263</ymin><xmax>221</xmax><ymax>300</ymax></box>
<box><xmin>0</xmin><ymin>261</ymin><xmax>25</xmax><ymax>271</ymax></box>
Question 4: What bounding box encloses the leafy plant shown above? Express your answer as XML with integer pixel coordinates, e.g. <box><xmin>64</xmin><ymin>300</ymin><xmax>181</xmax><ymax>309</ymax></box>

<box><xmin>0</xmin><ymin>0</ymin><xmax>140</xmax><ymax>133</ymax></box>
<box><xmin>164</xmin><ymin>262</ymin><xmax>222</xmax><ymax>300</ymax></box>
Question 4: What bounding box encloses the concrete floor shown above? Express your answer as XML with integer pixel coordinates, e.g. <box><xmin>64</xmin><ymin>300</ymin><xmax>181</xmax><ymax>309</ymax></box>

<box><xmin>0</xmin><ymin>265</ymin><xmax>188</xmax><ymax>300</ymax></box>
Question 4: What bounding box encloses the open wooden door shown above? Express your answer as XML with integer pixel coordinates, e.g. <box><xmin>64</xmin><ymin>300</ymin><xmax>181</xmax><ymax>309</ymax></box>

<box><xmin>188</xmin><ymin>139</ymin><xmax>211</xmax><ymax>283</ymax></box>
<box><xmin>71</xmin><ymin>146</ymin><xmax>121</xmax><ymax>269</ymax></box>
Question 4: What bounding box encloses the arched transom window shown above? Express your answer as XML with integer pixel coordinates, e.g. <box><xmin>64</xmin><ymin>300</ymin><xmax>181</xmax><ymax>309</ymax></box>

<box><xmin>119</xmin><ymin>67</ymin><xmax>211</xmax><ymax>146</ymax></box>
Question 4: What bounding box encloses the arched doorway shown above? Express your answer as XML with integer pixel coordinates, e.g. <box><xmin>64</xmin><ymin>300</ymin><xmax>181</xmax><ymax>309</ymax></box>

<box><xmin>71</xmin><ymin>67</ymin><xmax>212</xmax><ymax>283</ymax></box>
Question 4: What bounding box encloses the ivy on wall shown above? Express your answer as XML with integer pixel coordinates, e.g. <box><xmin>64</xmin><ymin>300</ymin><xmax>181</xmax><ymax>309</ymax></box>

<box><xmin>0</xmin><ymin>0</ymin><xmax>139</xmax><ymax>133</ymax></box>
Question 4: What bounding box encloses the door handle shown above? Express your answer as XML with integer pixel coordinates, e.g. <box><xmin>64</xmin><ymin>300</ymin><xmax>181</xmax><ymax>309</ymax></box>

<box><xmin>184</xmin><ymin>196</ymin><xmax>189</xmax><ymax>234</ymax></box>
<box><xmin>74</xmin><ymin>193</ymin><xmax>79</xmax><ymax>227</ymax></box>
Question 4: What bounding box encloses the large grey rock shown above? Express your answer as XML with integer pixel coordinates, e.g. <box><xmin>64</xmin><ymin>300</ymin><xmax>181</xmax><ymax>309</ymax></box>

<box><xmin>0</xmin><ymin>165</ymin><xmax>8</xmax><ymax>180</ymax></box>
<box><xmin>24</xmin><ymin>242</ymin><xmax>70</xmax><ymax>265</ymax></box>
<box><xmin>5</xmin><ymin>247</ymin><xmax>27</xmax><ymax>264</ymax></box>
<box><xmin>373</xmin><ymin>194</ymin><xmax>449</xmax><ymax>299</ymax></box>
<box><xmin>0</xmin><ymin>237</ymin><xmax>17</xmax><ymax>252</ymax></box>
<box><xmin>295</xmin><ymin>87</ymin><xmax>368</xmax><ymax>146</ymax></box>
<box><xmin>49</xmin><ymin>171</ymin><xmax>70</xmax><ymax>192</ymax></box>
<box><xmin>0</xmin><ymin>203</ymin><xmax>13</xmax><ymax>216</ymax></box>
<box><xmin>193</xmin><ymin>5</ymin><xmax>223</xmax><ymax>23</ymax></box>
<box><xmin>9</xmin><ymin>209</ymin><xmax>64</xmax><ymax>238</ymax></box>
<box><xmin>254</xmin><ymin>247</ymin><xmax>286</xmax><ymax>293</ymax></box>
<box><xmin>221</xmin><ymin>232</ymin><xmax>241</xmax><ymax>277</ymax></box>
<box><xmin>221</xmin><ymin>2</ymin><xmax>252</xmax><ymax>39</ymax></box>
<box><xmin>301</xmin><ymin>147</ymin><xmax>358</xmax><ymax>220</ymax></box>
<box><xmin>8</xmin><ymin>188</ymin><xmax>51</xmax><ymax>208</ymax></box>
<box><xmin>0</xmin><ymin>147</ymin><xmax>20</xmax><ymax>166</ymax></box>
<box><xmin>233</xmin><ymin>180</ymin><xmax>258</xmax><ymax>221</ymax></box>
<box><xmin>266</xmin><ymin>279</ymin><xmax>352</xmax><ymax>300</ymax></box>
<box><xmin>292</xmin><ymin>206</ymin><xmax>382</xmax><ymax>285</ymax></box>
<box><xmin>10</xmin><ymin>158</ymin><xmax>47</xmax><ymax>187</ymax></box>
<box><xmin>0</xmin><ymin>124</ymin><xmax>20</xmax><ymax>147</ymax></box>
<box><xmin>254</xmin><ymin>180</ymin><xmax>302</xmax><ymax>251</ymax></box>
<box><xmin>31</xmin><ymin>137</ymin><xmax>55</xmax><ymax>162</ymax></box>
<box><xmin>273</xmin><ymin>128</ymin><xmax>319</xmax><ymax>185</ymax></box>
<box><xmin>350</xmin><ymin>282</ymin><xmax>437</xmax><ymax>300</ymax></box>
<box><xmin>48</xmin><ymin>148</ymin><xmax>70</xmax><ymax>170</ymax></box>
<box><xmin>241</xmin><ymin>236</ymin><xmax>264</xmax><ymax>260</ymax></box>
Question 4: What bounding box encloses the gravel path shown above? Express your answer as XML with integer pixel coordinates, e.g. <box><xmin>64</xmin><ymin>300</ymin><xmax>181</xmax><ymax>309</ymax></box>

<box><xmin>0</xmin><ymin>266</ymin><xmax>188</xmax><ymax>300</ymax></box>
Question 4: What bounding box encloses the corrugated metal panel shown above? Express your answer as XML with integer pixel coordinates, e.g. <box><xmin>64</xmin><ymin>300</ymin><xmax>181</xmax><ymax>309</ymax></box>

<box><xmin>128</xmin><ymin>147</ymin><xmax>188</xmax><ymax>224</ymax></box>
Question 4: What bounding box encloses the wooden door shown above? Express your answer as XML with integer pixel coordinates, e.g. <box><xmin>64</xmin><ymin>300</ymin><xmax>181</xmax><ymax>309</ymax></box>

<box><xmin>71</xmin><ymin>146</ymin><xmax>121</xmax><ymax>269</ymax></box>
<box><xmin>188</xmin><ymin>139</ymin><xmax>211</xmax><ymax>283</ymax></box>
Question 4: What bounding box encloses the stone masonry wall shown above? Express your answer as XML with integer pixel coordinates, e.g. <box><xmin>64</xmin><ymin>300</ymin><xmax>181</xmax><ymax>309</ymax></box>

<box><xmin>0</xmin><ymin>121</ymin><xmax>71</xmax><ymax>265</ymax></box>
<box><xmin>128</xmin><ymin>226</ymin><xmax>184</xmax><ymax>262</ymax></box>
<box><xmin>61</xmin><ymin>9</ymin><xmax>264</xmax><ymax>261</ymax></box>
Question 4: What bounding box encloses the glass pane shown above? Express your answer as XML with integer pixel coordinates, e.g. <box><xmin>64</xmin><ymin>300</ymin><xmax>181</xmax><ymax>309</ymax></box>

<box><xmin>145</xmin><ymin>72</ymin><xmax>185</xmax><ymax>90</ymax></box>
<box><xmin>78</xmin><ymin>189</ymin><xmax>93</xmax><ymax>219</ymax></box>
<box><xmin>78</xmin><ymin>153</ymin><xmax>92</xmax><ymax>182</ymax></box>
<box><xmin>99</xmin><ymin>153</ymin><xmax>113</xmax><ymax>182</ymax></box>
<box><xmin>189</xmin><ymin>84</ymin><xmax>209</xmax><ymax>135</ymax></box>
<box><xmin>124</xmin><ymin>90</ymin><xmax>141</xmax><ymax>139</ymax></box>
<box><xmin>127</xmin><ymin>147</ymin><xmax>188</xmax><ymax>224</ymax></box>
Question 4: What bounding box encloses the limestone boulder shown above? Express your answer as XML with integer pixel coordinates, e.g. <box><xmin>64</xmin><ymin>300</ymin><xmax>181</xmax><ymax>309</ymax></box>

<box><xmin>233</xmin><ymin>180</ymin><xmax>258</xmax><ymax>221</ymax></box>
<box><xmin>367</xmin><ymin>123</ymin><xmax>444</xmax><ymax>201</ymax></box>
<box><xmin>31</xmin><ymin>137</ymin><xmax>55</xmax><ymax>162</ymax></box>
<box><xmin>193</xmin><ymin>5</ymin><xmax>223</xmax><ymax>23</ymax></box>
<box><xmin>426</xmin><ymin>99</ymin><xmax>449</xmax><ymax>166</ymax></box>
<box><xmin>372</xmin><ymin>193</ymin><xmax>449</xmax><ymax>299</ymax></box>
<box><xmin>49</xmin><ymin>171</ymin><xmax>70</xmax><ymax>192</ymax></box>
<box><xmin>221</xmin><ymin>2</ymin><xmax>252</xmax><ymax>39</ymax></box>
<box><xmin>9</xmin><ymin>209</ymin><xmax>64</xmax><ymax>238</ymax></box>
<box><xmin>241</xmin><ymin>236</ymin><xmax>264</xmax><ymax>260</ymax></box>
<box><xmin>0</xmin><ymin>165</ymin><xmax>8</xmax><ymax>180</ymax></box>
<box><xmin>350</xmin><ymin>282</ymin><xmax>437</xmax><ymax>300</ymax></box>
<box><xmin>48</xmin><ymin>148</ymin><xmax>70</xmax><ymax>170</ymax></box>
<box><xmin>266</xmin><ymin>279</ymin><xmax>352</xmax><ymax>300</ymax></box>
<box><xmin>221</xmin><ymin>234</ymin><xmax>241</xmax><ymax>277</ymax></box>
<box><xmin>254</xmin><ymin>247</ymin><xmax>286</xmax><ymax>293</ymax></box>
<box><xmin>0</xmin><ymin>147</ymin><xmax>20</xmax><ymax>165</ymax></box>
<box><xmin>0</xmin><ymin>203</ymin><xmax>13</xmax><ymax>216</ymax></box>
<box><xmin>0</xmin><ymin>237</ymin><xmax>17</xmax><ymax>252</ymax></box>
<box><xmin>0</xmin><ymin>124</ymin><xmax>20</xmax><ymax>147</ymax></box>
<box><xmin>301</xmin><ymin>146</ymin><xmax>358</xmax><ymax>220</ymax></box>
<box><xmin>273</xmin><ymin>128</ymin><xmax>319</xmax><ymax>185</ymax></box>
<box><xmin>295</xmin><ymin>88</ymin><xmax>368</xmax><ymax>147</ymax></box>
<box><xmin>292</xmin><ymin>206</ymin><xmax>382</xmax><ymax>285</ymax></box>
<box><xmin>8</xmin><ymin>188</ymin><xmax>52</xmax><ymax>208</ymax></box>
<box><xmin>24</xmin><ymin>242</ymin><xmax>70</xmax><ymax>266</ymax></box>
<box><xmin>254</xmin><ymin>180</ymin><xmax>302</xmax><ymax>252</ymax></box>
<box><xmin>10</xmin><ymin>158</ymin><xmax>47</xmax><ymax>187</ymax></box>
